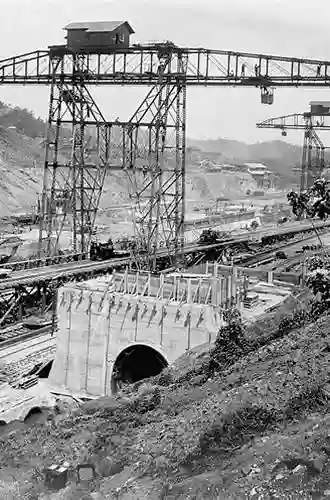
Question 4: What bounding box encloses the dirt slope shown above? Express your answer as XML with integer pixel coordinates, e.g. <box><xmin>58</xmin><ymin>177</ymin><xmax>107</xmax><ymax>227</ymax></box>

<box><xmin>187</xmin><ymin>170</ymin><xmax>258</xmax><ymax>203</ymax></box>
<box><xmin>0</xmin><ymin>295</ymin><xmax>328</xmax><ymax>499</ymax></box>
<box><xmin>0</xmin><ymin>100</ymin><xmax>295</xmax><ymax>220</ymax></box>
<box><xmin>0</xmin><ymin>127</ymin><xmax>43</xmax><ymax>215</ymax></box>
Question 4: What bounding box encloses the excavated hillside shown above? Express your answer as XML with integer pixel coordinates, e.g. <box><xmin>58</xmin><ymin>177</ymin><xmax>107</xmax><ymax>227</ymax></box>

<box><xmin>0</xmin><ymin>126</ymin><xmax>259</xmax><ymax>219</ymax></box>
<box><xmin>187</xmin><ymin>169</ymin><xmax>258</xmax><ymax>203</ymax></box>
<box><xmin>0</xmin><ymin>125</ymin><xmax>131</xmax><ymax>217</ymax></box>
<box><xmin>0</xmin><ymin>127</ymin><xmax>43</xmax><ymax>216</ymax></box>
<box><xmin>0</xmin><ymin>100</ymin><xmax>299</xmax><ymax>221</ymax></box>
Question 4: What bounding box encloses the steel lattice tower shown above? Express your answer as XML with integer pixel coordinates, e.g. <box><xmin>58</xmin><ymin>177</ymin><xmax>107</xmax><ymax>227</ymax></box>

<box><xmin>39</xmin><ymin>54</ymin><xmax>110</xmax><ymax>258</ymax></box>
<box><xmin>123</xmin><ymin>48</ymin><xmax>187</xmax><ymax>270</ymax></box>
<box><xmin>300</xmin><ymin>123</ymin><xmax>325</xmax><ymax>191</ymax></box>
<box><xmin>38</xmin><ymin>45</ymin><xmax>187</xmax><ymax>270</ymax></box>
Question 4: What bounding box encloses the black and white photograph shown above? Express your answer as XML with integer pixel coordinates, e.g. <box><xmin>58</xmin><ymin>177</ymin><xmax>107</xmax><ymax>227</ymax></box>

<box><xmin>0</xmin><ymin>0</ymin><xmax>329</xmax><ymax>497</ymax></box>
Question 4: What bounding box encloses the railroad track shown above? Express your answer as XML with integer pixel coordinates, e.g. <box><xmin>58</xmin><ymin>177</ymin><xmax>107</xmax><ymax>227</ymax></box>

<box><xmin>273</xmin><ymin>256</ymin><xmax>306</xmax><ymax>273</ymax></box>
<box><xmin>1</xmin><ymin>341</ymin><xmax>56</xmax><ymax>383</ymax></box>
<box><xmin>238</xmin><ymin>230</ymin><xmax>327</xmax><ymax>268</ymax></box>
<box><xmin>0</xmin><ymin>334</ymin><xmax>55</xmax><ymax>361</ymax></box>
<box><xmin>0</xmin><ymin>218</ymin><xmax>328</xmax><ymax>291</ymax></box>
<box><xmin>0</xmin><ymin>323</ymin><xmax>52</xmax><ymax>351</ymax></box>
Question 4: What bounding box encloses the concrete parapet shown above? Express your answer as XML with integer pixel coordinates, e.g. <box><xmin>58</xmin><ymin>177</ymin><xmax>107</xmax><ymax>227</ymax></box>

<box><xmin>205</xmin><ymin>262</ymin><xmax>301</xmax><ymax>286</ymax></box>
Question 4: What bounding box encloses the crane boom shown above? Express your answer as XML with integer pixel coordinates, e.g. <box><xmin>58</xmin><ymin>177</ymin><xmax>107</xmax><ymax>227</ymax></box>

<box><xmin>257</xmin><ymin>113</ymin><xmax>330</xmax><ymax>130</ymax></box>
<box><xmin>1</xmin><ymin>45</ymin><xmax>330</xmax><ymax>86</ymax></box>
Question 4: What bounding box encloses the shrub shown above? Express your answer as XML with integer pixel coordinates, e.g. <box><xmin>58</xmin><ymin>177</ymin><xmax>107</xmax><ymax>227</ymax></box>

<box><xmin>199</xmin><ymin>403</ymin><xmax>278</xmax><ymax>455</ymax></box>
<box><xmin>208</xmin><ymin>308</ymin><xmax>248</xmax><ymax>375</ymax></box>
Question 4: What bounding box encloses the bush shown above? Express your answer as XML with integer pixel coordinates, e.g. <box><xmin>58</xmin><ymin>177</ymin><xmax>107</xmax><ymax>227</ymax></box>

<box><xmin>307</xmin><ymin>255</ymin><xmax>330</xmax><ymax>272</ymax></box>
<box><xmin>208</xmin><ymin>308</ymin><xmax>248</xmax><ymax>375</ymax></box>
<box><xmin>199</xmin><ymin>404</ymin><xmax>278</xmax><ymax>455</ymax></box>
<box><xmin>129</xmin><ymin>384</ymin><xmax>162</xmax><ymax>414</ymax></box>
<box><xmin>284</xmin><ymin>383</ymin><xmax>329</xmax><ymax>420</ymax></box>
<box><xmin>304</xmin><ymin>254</ymin><xmax>330</xmax><ymax>315</ymax></box>
<box><xmin>277</xmin><ymin>309</ymin><xmax>311</xmax><ymax>334</ymax></box>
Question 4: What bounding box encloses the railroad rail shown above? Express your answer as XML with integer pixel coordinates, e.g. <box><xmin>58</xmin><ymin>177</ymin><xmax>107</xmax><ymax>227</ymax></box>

<box><xmin>1</xmin><ymin>218</ymin><xmax>329</xmax><ymax>282</ymax></box>
<box><xmin>0</xmin><ymin>218</ymin><xmax>328</xmax><ymax>328</ymax></box>
<box><xmin>0</xmin><ymin>340</ymin><xmax>56</xmax><ymax>385</ymax></box>
<box><xmin>0</xmin><ymin>323</ymin><xmax>52</xmax><ymax>350</ymax></box>
<box><xmin>239</xmin><ymin>231</ymin><xmax>322</xmax><ymax>267</ymax></box>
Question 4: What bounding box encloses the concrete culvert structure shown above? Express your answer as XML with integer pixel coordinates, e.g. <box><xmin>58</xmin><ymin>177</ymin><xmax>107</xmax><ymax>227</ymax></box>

<box><xmin>24</xmin><ymin>407</ymin><xmax>42</xmax><ymax>424</ymax></box>
<box><xmin>111</xmin><ymin>344</ymin><xmax>168</xmax><ymax>393</ymax></box>
<box><xmin>37</xmin><ymin>360</ymin><xmax>53</xmax><ymax>379</ymax></box>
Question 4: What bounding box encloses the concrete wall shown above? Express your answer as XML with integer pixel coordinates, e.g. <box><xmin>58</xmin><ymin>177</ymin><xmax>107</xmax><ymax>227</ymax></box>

<box><xmin>205</xmin><ymin>263</ymin><xmax>301</xmax><ymax>286</ymax></box>
<box><xmin>48</xmin><ymin>279</ymin><xmax>223</xmax><ymax>397</ymax></box>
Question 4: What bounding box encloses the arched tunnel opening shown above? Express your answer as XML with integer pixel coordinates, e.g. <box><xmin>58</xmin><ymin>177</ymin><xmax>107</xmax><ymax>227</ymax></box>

<box><xmin>111</xmin><ymin>344</ymin><xmax>168</xmax><ymax>393</ymax></box>
<box><xmin>24</xmin><ymin>407</ymin><xmax>43</xmax><ymax>424</ymax></box>
<box><xmin>37</xmin><ymin>360</ymin><xmax>53</xmax><ymax>379</ymax></box>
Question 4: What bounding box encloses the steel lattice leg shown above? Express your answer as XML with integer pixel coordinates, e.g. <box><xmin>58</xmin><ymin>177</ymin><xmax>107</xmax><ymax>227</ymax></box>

<box><xmin>39</xmin><ymin>55</ymin><xmax>110</xmax><ymax>258</ymax></box>
<box><xmin>119</xmin><ymin>51</ymin><xmax>187</xmax><ymax>271</ymax></box>
<box><xmin>119</xmin><ymin>80</ymin><xmax>186</xmax><ymax>271</ymax></box>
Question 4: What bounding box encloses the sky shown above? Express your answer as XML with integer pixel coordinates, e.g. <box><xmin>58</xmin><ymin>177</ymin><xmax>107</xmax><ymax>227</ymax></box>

<box><xmin>1</xmin><ymin>0</ymin><xmax>330</xmax><ymax>144</ymax></box>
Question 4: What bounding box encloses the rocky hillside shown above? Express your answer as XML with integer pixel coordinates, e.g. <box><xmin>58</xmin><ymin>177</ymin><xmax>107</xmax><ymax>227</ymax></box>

<box><xmin>0</xmin><ymin>101</ymin><xmax>304</xmax><ymax>217</ymax></box>
<box><xmin>0</xmin><ymin>290</ymin><xmax>329</xmax><ymax>498</ymax></box>
<box><xmin>0</xmin><ymin>127</ymin><xmax>43</xmax><ymax>216</ymax></box>
<box><xmin>186</xmin><ymin>169</ymin><xmax>258</xmax><ymax>205</ymax></box>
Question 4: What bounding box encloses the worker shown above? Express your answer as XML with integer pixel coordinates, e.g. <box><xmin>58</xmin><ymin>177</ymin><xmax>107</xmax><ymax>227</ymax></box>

<box><xmin>241</xmin><ymin>64</ymin><xmax>246</xmax><ymax>77</ymax></box>
<box><xmin>254</xmin><ymin>64</ymin><xmax>259</xmax><ymax>76</ymax></box>
<box><xmin>112</xmin><ymin>366</ymin><xmax>123</xmax><ymax>391</ymax></box>
<box><xmin>317</xmin><ymin>64</ymin><xmax>321</xmax><ymax>77</ymax></box>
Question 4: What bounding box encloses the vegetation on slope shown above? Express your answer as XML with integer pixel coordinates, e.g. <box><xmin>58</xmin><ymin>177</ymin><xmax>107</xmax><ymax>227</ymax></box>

<box><xmin>0</xmin><ymin>101</ymin><xmax>45</xmax><ymax>139</ymax></box>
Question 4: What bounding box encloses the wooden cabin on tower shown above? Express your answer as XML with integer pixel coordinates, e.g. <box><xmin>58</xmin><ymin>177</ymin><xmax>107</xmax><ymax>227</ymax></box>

<box><xmin>64</xmin><ymin>21</ymin><xmax>135</xmax><ymax>52</ymax></box>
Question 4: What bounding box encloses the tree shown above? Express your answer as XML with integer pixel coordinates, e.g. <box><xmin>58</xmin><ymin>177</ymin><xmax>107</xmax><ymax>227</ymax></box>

<box><xmin>287</xmin><ymin>178</ymin><xmax>330</xmax><ymax>246</ymax></box>
<box><xmin>287</xmin><ymin>178</ymin><xmax>330</xmax><ymax>220</ymax></box>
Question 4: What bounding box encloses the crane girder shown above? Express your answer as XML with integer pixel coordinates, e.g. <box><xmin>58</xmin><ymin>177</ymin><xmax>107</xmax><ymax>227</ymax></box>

<box><xmin>1</xmin><ymin>46</ymin><xmax>330</xmax><ymax>86</ymax></box>
<box><xmin>257</xmin><ymin>113</ymin><xmax>330</xmax><ymax>130</ymax></box>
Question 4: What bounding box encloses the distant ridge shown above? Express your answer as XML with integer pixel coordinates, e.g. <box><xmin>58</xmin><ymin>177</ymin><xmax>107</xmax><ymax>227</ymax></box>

<box><xmin>187</xmin><ymin>137</ymin><xmax>303</xmax><ymax>181</ymax></box>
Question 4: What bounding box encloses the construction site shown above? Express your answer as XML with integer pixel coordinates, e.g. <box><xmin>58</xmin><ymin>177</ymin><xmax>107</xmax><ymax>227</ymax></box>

<box><xmin>0</xmin><ymin>19</ymin><xmax>329</xmax><ymax>499</ymax></box>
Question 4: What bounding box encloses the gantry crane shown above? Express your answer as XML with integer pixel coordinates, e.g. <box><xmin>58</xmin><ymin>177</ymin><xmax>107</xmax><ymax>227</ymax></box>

<box><xmin>2</xmin><ymin>34</ymin><xmax>330</xmax><ymax>270</ymax></box>
<box><xmin>257</xmin><ymin>102</ymin><xmax>330</xmax><ymax>191</ymax></box>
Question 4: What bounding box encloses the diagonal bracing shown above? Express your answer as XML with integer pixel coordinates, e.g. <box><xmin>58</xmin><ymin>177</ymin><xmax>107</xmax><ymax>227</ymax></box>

<box><xmin>39</xmin><ymin>54</ymin><xmax>110</xmax><ymax>257</ymax></box>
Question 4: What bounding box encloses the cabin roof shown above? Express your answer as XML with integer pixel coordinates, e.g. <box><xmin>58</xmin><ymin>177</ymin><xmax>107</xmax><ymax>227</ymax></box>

<box><xmin>64</xmin><ymin>21</ymin><xmax>135</xmax><ymax>34</ymax></box>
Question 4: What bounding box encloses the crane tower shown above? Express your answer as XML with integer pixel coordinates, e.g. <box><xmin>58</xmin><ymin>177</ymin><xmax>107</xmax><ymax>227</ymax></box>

<box><xmin>39</xmin><ymin>40</ymin><xmax>187</xmax><ymax>270</ymax></box>
<box><xmin>257</xmin><ymin>101</ymin><xmax>330</xmax><ymax>191</ymax></box>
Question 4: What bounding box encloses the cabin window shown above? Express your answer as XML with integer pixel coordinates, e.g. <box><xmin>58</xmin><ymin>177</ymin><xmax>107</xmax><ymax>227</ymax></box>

<box><xmin>119</xmin><ymin>33</ymin><xmax>125</xmax><ymax>43</ymax></box>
